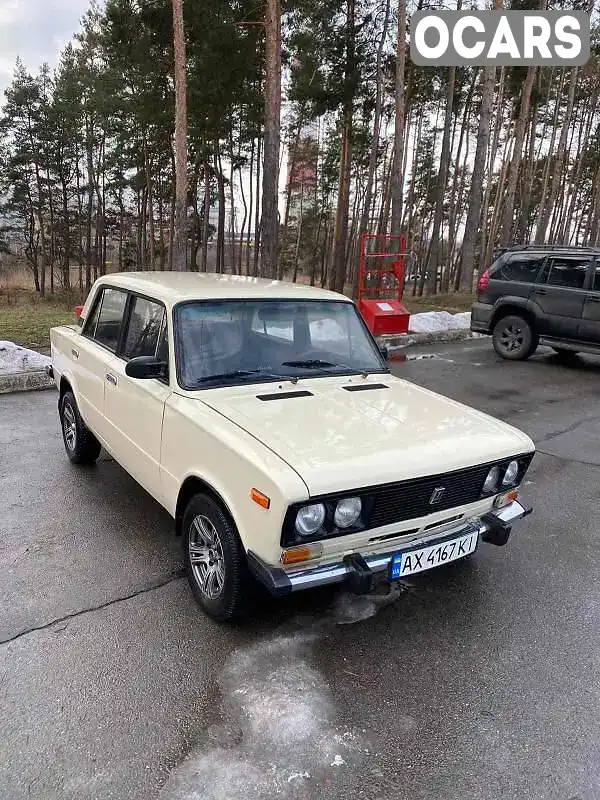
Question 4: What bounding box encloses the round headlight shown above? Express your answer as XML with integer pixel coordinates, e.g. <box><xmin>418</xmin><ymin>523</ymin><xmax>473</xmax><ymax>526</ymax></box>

<box><xmin>334</xmin><ymin>497</ymin><xmax>362</xmax><ymax>528</ymax></box>
<box><xmin>483</xmin><ymin>465</ymin><xmax>500</xmax><ymax>494</ymax></box>
<box><xmin>502</xmin><ymin>460</ymin><xmax>519</xmax><ymax>487</ymax></box>
<box><xmin>295</xmin><ymin>503</ymin><xmax>326</xmax><ymax>536</ymax></box>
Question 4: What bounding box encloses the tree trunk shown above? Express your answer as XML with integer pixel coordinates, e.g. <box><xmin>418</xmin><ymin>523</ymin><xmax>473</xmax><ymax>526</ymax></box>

<box><xmin>459</xmin><ymin>69</ymin><xmax>495</xmax><ymax>290</ymax></box>
<box><xmin>261</xmin><ymin>0</ymin><xmax>282</xmax><ymax>279</ymax></box>
<box><xmin>172</xmin><ymin>0</ymin><xmax>188</xmax><ymax>271</ymax></box>
<box><xmin>253</xmin><ymin>136</ymin><xmax>262</xmax><ymax>277</ymax></box>
<box><xmin>215</xmin><ymin>147</ymin><xmax>226</xmax><ymax>273</ymax></box>
<box><xmin>535</xmin><ymin>67</ymin><xmax>578</xmax><ymax>244</ymax></box>
<box><xmin>498</xmin><ymin>66</ymin><xmax>538</xmax><ymax>245</ymax></box>
<box><xmin>246</xmin><ymin>137</ymin><xmax>254</xmax><ymax>275</ymax></box>
<box><xmin>389</xmin><ymin>0</ymin><xmax>406</xmax><ymax>237</ymax></box>
<box><xmin>357</xmin><ymin>0</ymin><xmax>390</xmax><ymax>278</ymax></box>
<box><xmin>330</xmin><ymin>0</ymin><xmax>355</xmax><ymax>294</ymax></box>
<box><xmin>201</xmin><ymin>161</ymin><xmax>211</xmax><ymax>272</ymax></box>
<box><xmin>85</xmin><ymin>115</ymin><xmax>94</xmax><ymax>292</ymax></box>
<box><xmin>425</xmin><ymin>66</ymin><xmax>456</xmax><ymax>294</ymax></box>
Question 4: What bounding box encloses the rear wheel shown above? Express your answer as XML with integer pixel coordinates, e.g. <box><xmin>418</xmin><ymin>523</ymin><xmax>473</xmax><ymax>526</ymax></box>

<box><xmin>492</xmin><ymin>314</ymin><xmax>538</xmax><ymax>361</ymax></box>
<box><xmin>59</xmin><ymin>390</ymin><xmax>101</xmax><ymax>464</ymax></box>
<box><xmin>182</xmin><ymin>493</ymin><xmax>255</xmax><ymax>622</ymax></box>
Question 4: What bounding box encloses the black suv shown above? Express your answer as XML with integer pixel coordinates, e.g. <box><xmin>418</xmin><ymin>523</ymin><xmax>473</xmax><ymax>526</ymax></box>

<box><xmin>471</xmin><ymin>245</ymin><xmax>600</xmax><ymax>360</ymax></box>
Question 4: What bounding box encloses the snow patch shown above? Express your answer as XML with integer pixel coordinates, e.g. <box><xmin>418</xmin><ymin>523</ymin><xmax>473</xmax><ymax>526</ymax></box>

<box><xmin>408</xmin><ymin>311</ymin><xmax>471</xmax><ymax>334</ymax></box>
<box><xmin>159</xmin><ymin>633</ymin><xmax>369</xmax><ymax>800</ymax></box>
<box><xmin>0</xmin><ymin>340</ymin><xmax>51</xmax><ymax>375</ymax></box>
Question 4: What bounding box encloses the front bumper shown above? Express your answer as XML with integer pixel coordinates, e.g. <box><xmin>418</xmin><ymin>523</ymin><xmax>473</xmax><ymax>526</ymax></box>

<box><xmin>247</xmin><ymin>497</ymin><xmax>532</xmax><ymax>597</ymax></box>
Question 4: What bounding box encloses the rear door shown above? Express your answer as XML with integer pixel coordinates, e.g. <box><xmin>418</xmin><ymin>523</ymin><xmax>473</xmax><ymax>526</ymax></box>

<box><xmin>578</xmin><ymin>262</ymin><xmax>600</xmax><ymax>343</ymax></box>
<box><xmin>76</xmin><ymin>286</ymin><xmax>128</xmax><ymax>441</ymax></box>
<box><xmin>531</xmin><ymin>256</ymin><xmax>590</xmax><ymax>339</ymax></box>
<box><xmin>103</xmin><ymin>294</ymin><xmax>171</xmax><ymax>502</ymax></box>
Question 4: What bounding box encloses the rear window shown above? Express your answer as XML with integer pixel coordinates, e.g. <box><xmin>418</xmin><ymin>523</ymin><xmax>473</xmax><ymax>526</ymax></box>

<box><xmin>493</xmin><ymin>254</ymin><xmax>546</xmax><ymax>283</ymax></box>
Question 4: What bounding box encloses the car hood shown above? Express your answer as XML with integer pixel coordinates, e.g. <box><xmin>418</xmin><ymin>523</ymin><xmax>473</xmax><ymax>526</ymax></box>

<box><xmin>196</xmin><ymin>375</ymin><xmax>534</xmax><ymax>496</ymax></box>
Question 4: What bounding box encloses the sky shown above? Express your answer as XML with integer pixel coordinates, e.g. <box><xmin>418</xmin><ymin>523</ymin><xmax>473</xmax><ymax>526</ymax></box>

<box><xmin>0</xmin><ymin>0</ymin><xmax>91</xmax><ymax>99</ymax></box>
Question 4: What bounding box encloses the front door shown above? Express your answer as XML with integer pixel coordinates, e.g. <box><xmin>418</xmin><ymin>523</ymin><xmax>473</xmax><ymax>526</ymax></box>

<box><xmin>103</xmin><ymin>294</ymin><xmax>171</xmax><ymax>503</ymax></box>
<box><xmin>76</xmin><ymin>286</ymin><xmax>128</xmax><ymax>443</ymax></box>
<box><xmin>530</xmin><ymin>256</ymin><xmax>589</xmax><ymax>339</ymax></box>
<box><xmin>579</xmin><ymin>263</ymin><xmax>600</xmax><ymax>343</ymax></box>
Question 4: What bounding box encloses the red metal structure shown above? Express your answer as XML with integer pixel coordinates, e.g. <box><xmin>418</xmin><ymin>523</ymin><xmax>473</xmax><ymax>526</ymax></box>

<box><xmin>358</xmin><ymin>233</ymin><xmax>411</xmax><ymax>336</ymax></box>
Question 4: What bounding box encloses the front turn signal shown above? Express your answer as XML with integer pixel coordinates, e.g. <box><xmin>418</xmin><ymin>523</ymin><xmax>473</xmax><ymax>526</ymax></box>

<box><xmin>494</xmin><ymin>489</ymin><xmax>519</xmax><ymax>509</ymax></box>
<box><xmin>280</xmin><ymin>543</ymin><xmax>323</xmax><ymax>566</ymax></box>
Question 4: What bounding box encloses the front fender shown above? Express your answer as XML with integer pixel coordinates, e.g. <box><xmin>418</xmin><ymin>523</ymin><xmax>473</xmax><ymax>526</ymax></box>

<box><xmin>161</xmin><ymin>394</ymin><xmax>309</xmax><ymax>566</ymax></box>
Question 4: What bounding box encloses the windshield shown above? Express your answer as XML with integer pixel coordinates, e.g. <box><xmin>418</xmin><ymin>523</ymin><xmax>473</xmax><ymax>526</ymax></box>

<box><xmin>174</xmin><ymin>299</ymin><xmax>388</xmax><ymax>389</ymax></box>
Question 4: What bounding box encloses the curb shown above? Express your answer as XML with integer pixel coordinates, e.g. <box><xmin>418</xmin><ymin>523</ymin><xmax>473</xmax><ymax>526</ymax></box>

<box><xmin>377</xmin><ymin>329</ymin><xmax>481</xmax><ymax>349</ymax></box>
<box><xmin>0</xmin><ymin>370</ymin><xmax>56</xmax><ymax>395</ymax></box>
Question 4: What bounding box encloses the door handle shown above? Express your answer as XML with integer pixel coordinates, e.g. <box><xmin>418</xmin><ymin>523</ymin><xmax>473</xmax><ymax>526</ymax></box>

<box><xmin>71</xmin><ymin>348</ymin><xmax>79</xmax><ymax>358</ymax></box>
<box><xmin>586</xmin><ymin>295</ymin><xmax>600</xmax><ymax>303</ymax></box>
<box><xmin>532</xmin><ymin>288</ymin><xmax>547</xmax><ymax>295</ymax></box>
<box><xmin>106</xmin><ymin>373</ymin><xmax>118</xmax><ymax>386</ymax></box>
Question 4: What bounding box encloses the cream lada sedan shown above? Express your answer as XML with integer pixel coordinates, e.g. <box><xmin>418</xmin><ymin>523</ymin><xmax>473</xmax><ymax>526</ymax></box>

<box><xmin>49</xmin><ymin>272</ymin><xmax>535</xmax><ymax>621</ymax></box>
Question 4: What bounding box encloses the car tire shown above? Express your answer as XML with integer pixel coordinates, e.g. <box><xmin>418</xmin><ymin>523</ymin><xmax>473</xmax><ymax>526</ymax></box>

<box><xmin>182</xmin><ymin>493</ymin><xmax>255</xmax><ymax>622</ymax></box>
<box><xmin>492</xmin><ymin>314</ymin><xmax>538</xmax><ymax>361</ymax></box>
<box><xmin>59</xmin><ymin>390</ymin><xmax>102</xmax><ymax>464</ymax></box>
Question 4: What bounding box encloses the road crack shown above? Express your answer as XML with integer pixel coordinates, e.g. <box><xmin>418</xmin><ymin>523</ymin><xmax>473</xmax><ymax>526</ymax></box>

<box><xmin>0</xmin><ymin>569</ymin><xmax>186</xmax><ymax>646</ymax></box>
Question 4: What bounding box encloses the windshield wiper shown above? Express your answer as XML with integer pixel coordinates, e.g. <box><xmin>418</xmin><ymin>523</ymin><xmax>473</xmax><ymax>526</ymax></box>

<box><xmin>190</xmin><ymin>368</ymin><xmax>294</xmax><ymax>386</ymax></box>
<box><xmin>281</xmin><ymin>359</ymin><xmax>340</xmax><ymax>368</ymax></box>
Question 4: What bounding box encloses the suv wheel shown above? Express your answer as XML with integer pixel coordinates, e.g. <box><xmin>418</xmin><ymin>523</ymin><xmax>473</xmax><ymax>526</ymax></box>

<box><xmin>182</xmin><ymin>493</ymin><xmax>255</xmax><ymax>622</ymax></box>
<box><xmin>492</xmin><ymin>314</ymin><xmax>538</xmax><ymax>361</ymax></box>
<box><xmin>59</xmin><ymin>391</ymin><xmax>102</xmax><ymax>464</ymax></box>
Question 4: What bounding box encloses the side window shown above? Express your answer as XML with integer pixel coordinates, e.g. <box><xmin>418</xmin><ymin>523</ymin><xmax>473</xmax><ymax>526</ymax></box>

<box><xmin>495</xmin><ymin>254</ymin><xmax>545</xmax><ymax>283</ymax></box>
<box><xmin>545</xmin><ymin>258</ymin><xmax>588</xmax><ymax>290</ymax></box>
<box><xmin>83</xmin><ymin>288</ymin><xmax>127</xmax><ymax>351</ymax></box>
<box><xmin>82</xmin><ymin>292</ymin><xmax>102</xmax><ymax>338</ymax></box>
<box><xmin>594</xmin><ymin>266</ymin><xmax>600</xmax><ymax>292</ymax></box>
<box><xmin>122</xmin><ymin>296</ymin><xmax>166</xmax><ymax>359</ymax></box>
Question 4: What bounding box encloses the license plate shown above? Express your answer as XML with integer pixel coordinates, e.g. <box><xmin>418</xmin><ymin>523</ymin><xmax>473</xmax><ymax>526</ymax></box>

<box><xmin>389</xmin><ymin>531</ymin><xmax>478</xmax><ymax>579</ymax></box>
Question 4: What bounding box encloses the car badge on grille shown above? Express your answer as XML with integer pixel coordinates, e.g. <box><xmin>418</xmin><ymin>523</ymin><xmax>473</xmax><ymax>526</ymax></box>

<box><xmin>429</xmin><ymin>487</ymin><xmax>446</xmax><ymax>505</ymax></box>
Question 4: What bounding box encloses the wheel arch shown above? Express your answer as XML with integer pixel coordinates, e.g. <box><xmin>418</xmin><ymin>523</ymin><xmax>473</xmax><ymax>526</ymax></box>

<box><xmin>175</xmin><ymin>475</ymin><xmax>236</xmax><ymax>537</ymax></box>
<box><xmin>491</xmin><ymin>301</ymin><xmax>537</xmax><ymax>332</ymax></box>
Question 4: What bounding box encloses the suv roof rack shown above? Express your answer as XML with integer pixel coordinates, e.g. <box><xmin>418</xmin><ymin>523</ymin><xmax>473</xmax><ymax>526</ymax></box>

<box><xmin>493</xmin><ymin>244</ymin><xmax>600</xmax><ymax>255</ymax></box>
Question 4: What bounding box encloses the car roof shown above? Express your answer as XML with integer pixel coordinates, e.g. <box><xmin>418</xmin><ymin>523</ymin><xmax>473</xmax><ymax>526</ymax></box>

<box><xmin>94</xmin><ymin>272</ymin><xmax>351</xmax><ymax>305</ymax></box>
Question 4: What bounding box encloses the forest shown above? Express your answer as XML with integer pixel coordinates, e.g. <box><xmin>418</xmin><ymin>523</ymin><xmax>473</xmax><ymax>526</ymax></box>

<box><xmin>0</xmin><ymin>0</ymin><xmax>598</xmax><ymax>300</ymax></box>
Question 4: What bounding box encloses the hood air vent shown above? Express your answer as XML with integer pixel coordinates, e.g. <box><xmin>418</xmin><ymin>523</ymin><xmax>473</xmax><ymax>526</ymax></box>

<box><xmin>256</xmin><ymin>390</ymin><xmax>314</xmax><ymax>401</ymax></box>
<box><xmin>343</xmin><ymin>383</ymin><xmax>389</xmax><ymax>392</ymax></box>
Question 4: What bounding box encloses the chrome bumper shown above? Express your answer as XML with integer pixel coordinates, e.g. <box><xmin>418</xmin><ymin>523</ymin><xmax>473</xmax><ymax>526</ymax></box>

<box><xmin>247</xmin><ymin>498</ymin><xmax>532</xmax><ymax>597</ymax></box>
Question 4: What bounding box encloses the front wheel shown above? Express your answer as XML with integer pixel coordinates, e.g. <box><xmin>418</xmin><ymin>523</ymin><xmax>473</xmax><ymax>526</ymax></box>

<box><xmin>492</xmin><ymin>314</ymin><xmax>538</xmax><ymax>361</ymax></box>
<box><xmin>182</xmin><ymin>493</ymin><xmax>255</xmax><ymax>622</ymax></box>
<box><xmin>59</xmin><ymin>391</ymin><xmax>101</xmax><ymax>464</ymax></box>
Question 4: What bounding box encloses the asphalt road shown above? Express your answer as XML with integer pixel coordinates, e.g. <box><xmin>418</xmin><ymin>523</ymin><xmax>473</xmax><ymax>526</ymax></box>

<box><xmin>2</xmin><ymin>338</ymin><xmax>600</xmax><ymax>800</ymax></box>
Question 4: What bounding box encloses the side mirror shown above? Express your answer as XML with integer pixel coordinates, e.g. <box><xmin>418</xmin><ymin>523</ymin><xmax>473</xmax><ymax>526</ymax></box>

<box><xmin>378</xmin><ymin>343</ymin><xmax>389</xmax><ymax>360</ymax></box>
<box><xmin>125</xmin><ymin>355</ymin><xmax>168</xmax><ymax>380</ymax></box>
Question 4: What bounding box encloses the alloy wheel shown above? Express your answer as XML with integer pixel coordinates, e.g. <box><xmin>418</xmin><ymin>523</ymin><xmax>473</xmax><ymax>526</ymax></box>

<box><xmin>63</xmin><ymin>403</ymin><xmax>77</xmax><ymax>451</ymax></box>
<box><xmin>188</xmin><ymin>514</ymin><xmax>225</xmax><ymax>600</ymax></box>
<box><xmin>499</xmin><ymin>322</ymin><xmax>524</xmax><ymax>354</ymax></box>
